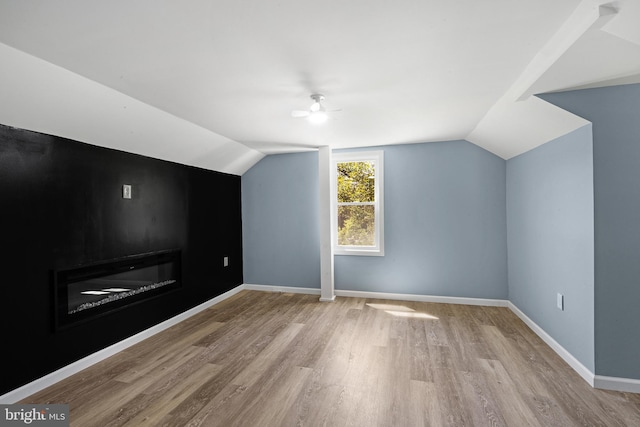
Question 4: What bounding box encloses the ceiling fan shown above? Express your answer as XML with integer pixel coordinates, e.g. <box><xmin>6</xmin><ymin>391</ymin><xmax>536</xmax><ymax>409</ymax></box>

<box><xmin>291</xmin><ymin>94</ymin><xmax>340</xmax><ymax>124</ymax></box>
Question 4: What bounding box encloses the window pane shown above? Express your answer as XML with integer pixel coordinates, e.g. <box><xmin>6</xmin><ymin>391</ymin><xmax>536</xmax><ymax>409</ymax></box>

<box><xmin>337</xmin><ymin>161</ymin><xmax>375</xmax><ymax>203</ymax></box>
<box><xmin>338</xmin><ymin>205</ymin><xmax>375</xmax><ymax>246</ymax></box>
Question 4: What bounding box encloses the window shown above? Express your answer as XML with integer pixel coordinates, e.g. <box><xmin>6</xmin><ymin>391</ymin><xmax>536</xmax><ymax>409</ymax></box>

<box><xmin>332</xmin><ymin>150</ymin><xmax>384</xmax><ymax>256</ymax></box>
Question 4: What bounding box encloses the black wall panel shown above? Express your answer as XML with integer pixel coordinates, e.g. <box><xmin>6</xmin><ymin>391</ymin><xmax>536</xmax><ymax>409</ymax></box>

<box><xmin>0</xmin><ymin>123</ymin><xmax>243</xmax><ymax>395</ymax></box>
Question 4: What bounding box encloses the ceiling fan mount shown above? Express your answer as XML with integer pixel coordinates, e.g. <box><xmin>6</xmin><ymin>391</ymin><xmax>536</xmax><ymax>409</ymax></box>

<box><xmin>310</xmin><ymin>93</ymin><xmax>324</xmax><ymax>105</ymax></box>
<box><xmin>291</xmin><ymin>94</ymin><xmax>339</xmax><ymax>123</ymax></box>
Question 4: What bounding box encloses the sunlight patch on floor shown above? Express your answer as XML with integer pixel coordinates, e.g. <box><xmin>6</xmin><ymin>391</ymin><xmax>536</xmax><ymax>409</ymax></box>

<box><xmin>366</xmin><ymin>303</ymin><xmax>439</xmax><ymax>320</ymax></box>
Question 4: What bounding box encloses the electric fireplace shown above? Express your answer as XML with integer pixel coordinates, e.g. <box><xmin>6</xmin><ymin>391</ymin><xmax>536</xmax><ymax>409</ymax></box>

<box><xmin>54</xmin><ymin>249</ymin><xmax>181</xmax><ymax>329</ymax></box>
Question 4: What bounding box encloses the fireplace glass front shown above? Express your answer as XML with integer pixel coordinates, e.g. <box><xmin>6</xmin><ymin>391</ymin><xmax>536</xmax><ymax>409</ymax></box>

<box><xmin>54</xmin><ymin>250</ymin><xmax>181</xmax><ymax>329</ymax></box>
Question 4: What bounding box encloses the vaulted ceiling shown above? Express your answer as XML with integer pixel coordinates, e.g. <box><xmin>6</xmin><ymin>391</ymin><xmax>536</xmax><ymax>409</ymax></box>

<box><xmin>1</xmin><ymin>0</ymin><xmax>639</xmax><ymax>174</ymax></box>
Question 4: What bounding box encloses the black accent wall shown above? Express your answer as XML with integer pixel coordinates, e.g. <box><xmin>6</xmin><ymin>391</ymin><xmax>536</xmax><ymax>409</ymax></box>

<box><xmin>0</xmin><ymin>123</ymin><xmax>243</xmax><ymax>395</ymax></box>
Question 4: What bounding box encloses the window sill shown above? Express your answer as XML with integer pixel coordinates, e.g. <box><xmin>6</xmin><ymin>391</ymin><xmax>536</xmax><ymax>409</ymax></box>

<box><xmin>334</xmin><ymin>248</ymin><xmax>385</xmax><ymax>257</ymax></box>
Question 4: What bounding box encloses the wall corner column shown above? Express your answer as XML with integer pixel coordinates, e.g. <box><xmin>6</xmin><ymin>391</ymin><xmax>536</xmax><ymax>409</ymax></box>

<box><xmin>318</xmin><ymin>146</ymin><xmax>335</xmax><ymax>302</ymax></box>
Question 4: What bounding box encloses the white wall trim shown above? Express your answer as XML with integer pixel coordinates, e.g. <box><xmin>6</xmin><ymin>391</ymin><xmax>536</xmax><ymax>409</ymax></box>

<box><xmin>594</xmin><ymin>375</ymin><xmax>640</xmax><ymax>394</ymax></box>
<box><xmin>508</xmin><ymin>302</ymin><xmax>640</xmax><ymax>393</ymax></box>
<box><xmin>0</xmin><ymin>285</ymin><xmax>245</xmax><ymax>404</ymax></box>
<box><xmin>244</xmin><ymin>283</ymin><xmax>321</xmax><ymax>295</ymax></box>
<box><xmin>335</xmin><ymin>289</ymin><xmax>509</xmax><ymax>307</ymax></box>
<box><xmin>244</xmin><ymin>285</ymin><xmax>508</xmax><ymax>307</ymax></box>
<box><xmin>507</xmin><ymin>301</ymin><xmax>595</xmax><ymax>387</ymax></box>
<box><xmin>318</xmin><ymin>146</ymin><xmax>335</xmax><ymax>302</ymax></box>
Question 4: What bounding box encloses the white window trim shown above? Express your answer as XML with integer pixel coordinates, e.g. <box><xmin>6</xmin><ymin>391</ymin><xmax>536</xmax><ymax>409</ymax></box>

<box><xmin>332</xmin><ymin>150</ymin><xmax>384</xmax><ymax>256</ymax></box>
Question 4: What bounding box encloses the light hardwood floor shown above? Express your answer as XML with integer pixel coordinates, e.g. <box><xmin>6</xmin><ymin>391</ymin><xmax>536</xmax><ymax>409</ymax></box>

<box><xmin>23</xmin><ymin>290</ymin><xmax>640</xmax><ymax>426</ymax></box>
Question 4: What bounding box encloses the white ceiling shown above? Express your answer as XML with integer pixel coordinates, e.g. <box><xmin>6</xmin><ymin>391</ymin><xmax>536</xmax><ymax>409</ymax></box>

<box><xmin>0</xmin><ymin>0</ymin><xmax>639</xmax><ymax>174</ymax></box>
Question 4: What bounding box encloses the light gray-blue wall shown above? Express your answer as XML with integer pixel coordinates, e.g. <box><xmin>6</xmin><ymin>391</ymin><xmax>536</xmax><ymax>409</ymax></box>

<box><xmin>242</xmin><ymin>85</ymin><xmax>640</xmax><ymax>381</ymax></box>
<box><xmin>242</xmin><ymin>140</ymin><xmax>508</xmax><ymax>299</ymax></box>
<box><xmin>541</xmin><ymin>83</ymin><xmax>640</xmax><ymax>380</ymax></box>
<box><xmin>506</xmin><ymin>125</ymin><xmax>595</xmax><ymax>371</ymax></box>
<box><xmin>335</xmin><ymin>141</ymin><xmax>507</xmax><ymax>298</ymax></box>
<box><xmin>242</xmin><ymin>152</ymin><xmax>320</xmax><ymax>288</ymax></box>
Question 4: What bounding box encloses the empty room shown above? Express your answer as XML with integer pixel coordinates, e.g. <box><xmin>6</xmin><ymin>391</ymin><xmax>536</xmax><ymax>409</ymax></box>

<box><xmin>1</xmin><ymin>1</ymin><xmax>640</xmax><ymax>426</ymax></box>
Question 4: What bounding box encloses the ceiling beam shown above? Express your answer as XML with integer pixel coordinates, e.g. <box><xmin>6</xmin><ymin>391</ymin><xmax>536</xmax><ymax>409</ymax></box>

<box><xmin>466</xmin><ymin>1</ymin><xmax>617</xmax><ymax>160</ymax></box>
<box><xmin>513</xmin><ymin>1</ymin><xmax>618</xmax><ymax>102</ymax></box>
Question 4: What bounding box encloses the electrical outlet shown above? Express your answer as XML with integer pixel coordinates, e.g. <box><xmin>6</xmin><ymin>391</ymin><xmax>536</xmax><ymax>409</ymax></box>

<box><xmin>122</xmin><ymin>184</ymin><xmax>132</xmax><ymax>199</ymax></box>
<box><xmin>557</xmin><ymin>293</ymin><xmax>564</xmax><ymax>311</ymax></box>
<box><xmin>223</xmin><ymin>256</ymin><xmax>229</xmax><ymax>267</ymax></box>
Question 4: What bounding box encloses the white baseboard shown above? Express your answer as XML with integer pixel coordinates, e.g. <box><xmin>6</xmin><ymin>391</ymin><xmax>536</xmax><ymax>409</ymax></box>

<box><xmin>243</xmin><ymin>283</ymin><xmax>321</xmax><ymax>295</ymax></box>
<box><xmin>508</xmin><ymin>302</ymin><xmax>640</xmax><ymax>393</ymax></box>
<box><xmin>335</xmin><ymin>289</ymin><xmax>509</xmax><ymax>307</ymax></box>
<box><xmin>244</xmin><ymin>284</ymin><xmax>509</xmax><ymax>307</ymax></box>
<box><xmin>508</xmin><ymin>302</ymin><xmax>595</xmax><ymax>387</ymax></box>
<box><xmin>594</xmin><ymin>375</ymin><xmax>640</xmax><ymax>393</ymax></box>
<box><xmin>0</xmin><ymin>285</ymin><xmax>244</xmax><ymax>404</ymax></box>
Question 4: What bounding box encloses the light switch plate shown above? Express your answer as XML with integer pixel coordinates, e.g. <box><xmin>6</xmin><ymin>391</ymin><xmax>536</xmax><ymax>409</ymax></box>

<box><xmin>122</xmin><ymin>185</ymin><xmax>132</xmax><ymax>199</ymax></box>
<box><xmin>557</xmin><ymin>293</ymin><xmax>564</xmax><ymax>311</ymax></box>
<box><xmin>223</xmin><ymin>256</ymin><xmax>229</xmax><ymax>267</ymax></box>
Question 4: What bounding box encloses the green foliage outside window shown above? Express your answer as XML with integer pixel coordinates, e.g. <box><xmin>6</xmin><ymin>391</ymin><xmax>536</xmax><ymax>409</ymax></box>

<box><xmin>337</xmin><ymin>161</ymin><xmax>376</xmax><ymax>246</ymax></box>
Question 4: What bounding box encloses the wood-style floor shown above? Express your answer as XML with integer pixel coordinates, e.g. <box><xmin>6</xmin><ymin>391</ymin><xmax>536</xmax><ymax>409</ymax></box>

<box><xmin>23</xmin><ymin>290</ymin><xmax>640</xmax><ymax>426</ymax></box>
